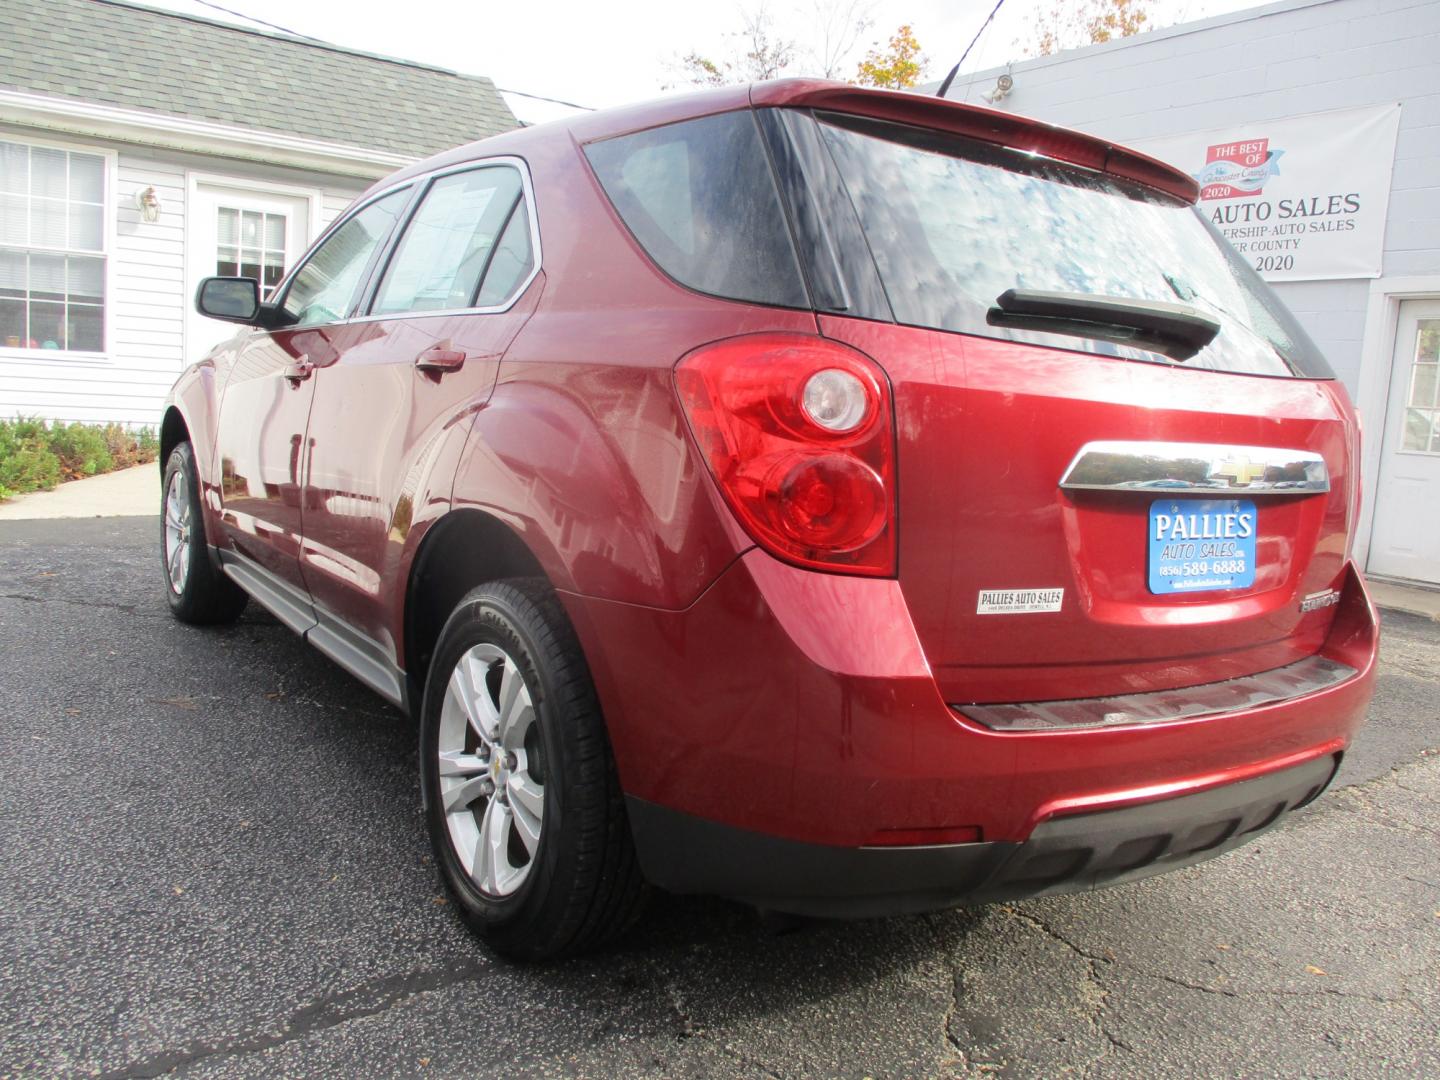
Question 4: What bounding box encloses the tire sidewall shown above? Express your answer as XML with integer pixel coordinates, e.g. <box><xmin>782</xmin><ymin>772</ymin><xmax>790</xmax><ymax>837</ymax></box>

<box><xmin>161</xmin><ymin>443</ymin><xmax>205</xmax><ymax>614</ymax></box>
<box><xmin>419</xmin><ymin>586</ymin><xmax>576</xmax><ymax>937</ymax></box>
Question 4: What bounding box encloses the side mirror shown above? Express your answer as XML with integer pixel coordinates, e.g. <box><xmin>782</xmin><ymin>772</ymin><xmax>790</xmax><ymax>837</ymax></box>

<box><xmin>196</xmin><ymin>277</ymin><xmax>261</xmax><ymax>324</ymax></box>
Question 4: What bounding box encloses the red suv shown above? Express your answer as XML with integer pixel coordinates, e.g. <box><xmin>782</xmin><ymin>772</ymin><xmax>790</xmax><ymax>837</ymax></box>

<box><xmin>162</xmin><ymin>80</ymin><xmax>1378</xmax><ymax>959</ymax></box>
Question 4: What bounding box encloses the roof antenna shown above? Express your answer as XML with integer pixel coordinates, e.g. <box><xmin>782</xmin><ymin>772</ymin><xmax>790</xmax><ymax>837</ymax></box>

<box><xmin>936</xmin><ymin>0</ymin><xmax>1009</xmax><ymax>99</ymax></box>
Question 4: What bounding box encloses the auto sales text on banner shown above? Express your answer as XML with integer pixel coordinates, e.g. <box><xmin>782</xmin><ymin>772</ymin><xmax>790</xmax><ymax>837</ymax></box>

<box><xmin>1131</xmin><ymin>104</ymin><xmax>1402</xmax><ymax>283</ymax></box>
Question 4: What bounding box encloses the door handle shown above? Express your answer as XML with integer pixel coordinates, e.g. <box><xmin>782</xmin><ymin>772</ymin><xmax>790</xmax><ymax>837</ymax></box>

<box><xmin>283</xmin><ymin>357</ymin><xmax>313</xmax><ymax>385</ymax></box>
<box><xmin>415</xmin><ymin>345</ymin><xmax>467</xmax><ymax>373</ymax></box>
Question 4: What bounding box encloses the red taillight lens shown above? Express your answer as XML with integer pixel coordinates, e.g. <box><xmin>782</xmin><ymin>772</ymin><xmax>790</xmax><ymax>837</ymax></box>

<box><xmin>675</xmin><ymin>333</ymin><xmax>896</xmax><ymax>576</ymax></box>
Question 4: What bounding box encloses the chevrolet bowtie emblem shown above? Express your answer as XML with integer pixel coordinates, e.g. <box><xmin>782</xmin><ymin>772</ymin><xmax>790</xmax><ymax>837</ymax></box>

<box><xmin>1211</xmin><ymin>455</ymin><xmax>1268</xmax><ymax>486</ymax></box>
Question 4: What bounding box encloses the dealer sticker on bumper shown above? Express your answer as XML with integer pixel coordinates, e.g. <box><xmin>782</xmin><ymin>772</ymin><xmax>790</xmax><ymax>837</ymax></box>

<box><xmin>1149</xmin><ymin>499</ymin><xmax>1257</xmax><ymax>594</ymax></box>
<box><xmin>977</xmin><ymin>588</ymin><xmax>1065</xmax><ymax>614</ymax></box>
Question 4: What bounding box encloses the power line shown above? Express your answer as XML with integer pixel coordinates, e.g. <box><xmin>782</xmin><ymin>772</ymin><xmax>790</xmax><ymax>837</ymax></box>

<box><xmin>936</xmin><ymin>0</ymin><xmax>1010</xmax><ymax>99</ymax></box>
<box><xmin>182</xmin><ymin>0</ymin><xmax>595</xmax><ymax>111</ymax></box>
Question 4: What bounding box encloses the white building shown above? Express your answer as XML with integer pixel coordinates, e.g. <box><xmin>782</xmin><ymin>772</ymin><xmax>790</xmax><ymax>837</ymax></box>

<box><xmin>0</xmin><ymin>0</ymin><xmax>515</xmax><ymax>428</ymax></box>
<box><xmin>938</xmin><ymin>0</ymin><xmax>1440</xmax><ymax>588</ymax></box>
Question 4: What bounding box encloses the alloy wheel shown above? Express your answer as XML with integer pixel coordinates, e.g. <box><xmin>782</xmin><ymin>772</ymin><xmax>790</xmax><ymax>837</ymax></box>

<box><xmin>163</xmin><ymin>469</ymin><xmax>192</xmax><ymax>595</ymax></box>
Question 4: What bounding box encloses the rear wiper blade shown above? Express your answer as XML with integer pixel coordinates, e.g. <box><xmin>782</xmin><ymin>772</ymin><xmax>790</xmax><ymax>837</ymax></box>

<box><xmin>987</xmin><ymin>288</ymin><xmax>1221</xmax><ymax>362</ymax></box>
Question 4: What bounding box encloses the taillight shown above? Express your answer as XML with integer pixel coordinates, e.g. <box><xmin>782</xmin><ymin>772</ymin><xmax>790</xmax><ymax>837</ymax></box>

<box><xmin>675</xmin><ymin>333</ymin><xmax>896</xmax><ymax>576</ymax></box>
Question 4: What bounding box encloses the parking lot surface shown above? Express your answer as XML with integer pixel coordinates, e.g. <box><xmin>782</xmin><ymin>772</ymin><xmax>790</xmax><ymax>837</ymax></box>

<box><xmin>1</xmin><ymin>516</ymin><xmax>1437</xmax><ymax>1079</ymax></box>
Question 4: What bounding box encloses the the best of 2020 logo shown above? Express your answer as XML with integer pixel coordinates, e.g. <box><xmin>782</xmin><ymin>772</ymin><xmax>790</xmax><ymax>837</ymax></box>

<box><xmin>1193</xmin><ymin>138</ymin><xmax>1285</xmax><ymax>200</ymax></box>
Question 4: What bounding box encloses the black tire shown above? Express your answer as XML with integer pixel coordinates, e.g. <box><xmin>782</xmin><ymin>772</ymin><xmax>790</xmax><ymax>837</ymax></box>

<box><xmin>161</xmin><ymin>442</ymin><xmax>247</xmax><ymax>625</ymax></box>
<box><xmin>419</xmin><ymin>578</ymin><xmax>647</xmax><ymax>960</ymax></box>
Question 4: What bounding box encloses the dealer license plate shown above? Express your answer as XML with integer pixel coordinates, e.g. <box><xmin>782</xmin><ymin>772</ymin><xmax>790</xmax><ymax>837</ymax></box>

<box><xmin>1148</xmin><ymin>499</ymin><xmax>1257</xmax><ymax>595</ymax></box>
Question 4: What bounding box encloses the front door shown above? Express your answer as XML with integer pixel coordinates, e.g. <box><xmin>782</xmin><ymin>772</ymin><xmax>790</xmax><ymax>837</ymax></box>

<box><xmin>187</xmin><ymin>182</ymin><xmax>310</xmax><ymax>364</ymax></box>
<box><xmin>210</xmin><ymin>186</ymin><xmax>412</xmax><ymax>603</ymax></box>
<box><xmin>1368</xmin><ymin>298</ymin><xmax>1440</xmax><ymax>585</ymax></box>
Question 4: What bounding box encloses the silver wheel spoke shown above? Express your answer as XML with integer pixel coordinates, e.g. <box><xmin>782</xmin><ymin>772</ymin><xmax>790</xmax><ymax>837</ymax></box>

<box><xmin>508</xmin><ymin>778</ymin><xmax>543</xmax><ymax>856</ymax></box>
<box><xmin>474</xmin><ymin>797</ymin><xmax>512</xmax><ymax>894</ymax></box>
<box><xmin>437</xmin><ymin>750</ymin><xmax>488</xmax><ymax>777</ymax></box>
<box><xmin>507</xmin><ymin>772</ymin><xmax>544</xmax><ymax>820</ymax></box>
<box><xmin>496</xmin><ymin>661</ymin><xmax>534</xmax><ymax>749</ymax></box>
<box><xmin>443</xmin><ymin>775</ymin><xmax>492</xmax><ymax>814</ymax></box>
<box><xmin>168</xmin><ymin>542</ymin><xmax>184</xmax><ymax>585</ymax></box>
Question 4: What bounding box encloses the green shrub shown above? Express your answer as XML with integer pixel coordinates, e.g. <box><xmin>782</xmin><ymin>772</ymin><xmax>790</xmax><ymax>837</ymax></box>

<box><xmin>48</xmin><ymin>421</ymin><xmax>114</xmax><ymax>479</ymax></box>
<box><xmin>0</xmin><ymin>418</ymin><xmax>62</xmax><ymax>496</ymax></box>
<box><xmin>0</xmin><ymin>417</ymin><xmax>159</xmax><ymax>501</ymax></box>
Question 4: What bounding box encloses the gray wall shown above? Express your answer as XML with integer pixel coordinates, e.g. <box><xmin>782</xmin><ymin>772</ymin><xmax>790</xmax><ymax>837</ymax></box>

<box><xmin>938</xmin><ymin>0</ymin><xmax>1440</xmax><ymax>398</ymax></box>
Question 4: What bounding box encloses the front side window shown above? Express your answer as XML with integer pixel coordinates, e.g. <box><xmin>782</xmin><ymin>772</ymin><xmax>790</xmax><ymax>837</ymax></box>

<box><xmin>0</xmin><ymin>140</ymin><xmax>106</xmax><ymax>353</ymax></box>
<box><xmin>282</xmin><ymin>188</ymin><xmax>409</xmax><ymax>328</ymax></box>
<box><xmin>372</xmin><ymin>166</ymin><xmax>530</xmax><ymax>315</ymax></box>
<box><xmin>584</xmin><ymin>111</ymin><xmax>808</xmax><ymax>310</ymax></box>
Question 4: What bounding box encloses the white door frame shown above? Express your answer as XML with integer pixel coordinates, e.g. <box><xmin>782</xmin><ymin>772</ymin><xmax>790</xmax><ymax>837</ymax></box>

<box><xmin>183</xmin><ymin>170</ymin><xmax>322</xmax><ymax>363</ymax></box>
<box><xmin>1354</xmin><ymin>272</ymin><xmax>1440</xmax><ymax>573</ymax></box>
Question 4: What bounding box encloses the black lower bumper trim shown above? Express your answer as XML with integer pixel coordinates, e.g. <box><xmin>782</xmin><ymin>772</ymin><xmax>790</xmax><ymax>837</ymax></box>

<box><xmin>625</xmin><ymin>753</ymin><xmax>1340</xmax><ymax>918</ymax></box>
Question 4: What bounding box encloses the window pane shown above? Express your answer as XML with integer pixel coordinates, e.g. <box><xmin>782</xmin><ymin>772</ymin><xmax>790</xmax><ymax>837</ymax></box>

<box><xmin>282</xmin><ymin>187</ymin><xmax>409</xmax><ymax>327</ymax></box>
<box><xmin>31</xmin><ymin>148</ymin><xmax>67</xmax><ymax>198</ymax></box>
<box><xmin>0</xmin><ymin>250</ymin><xmax>24</xmax><ymax>296</ymax></box>
<box><xmin>70</xmin><ymin>154</ymin><xmax>104</xmax><ymax>203</ymax></box>
<box><xmin>475</xmin><ymin>202</ymin><xmax>533</xmax><ymax>307</ymax></box>
<box><xmin>0</xmin><ymin>297</ymin><xmax>23</xmax><ymax>346</ymax></box>
<box><xmin>68</xmin><ymin>202</ymin><xmax>103</xmax><ymax>251</ymax></box>
<box><xmin>241</xmin><ymin>210</ymin><xmax>261</xmax><ymax>248</ymax></box>
<box><xmin>30</xmin><ymin>300</ymin><xmax>65</xmax><ymax>349</ymax></box>
<box><xmin>30</xmin><ymin>197</ymin><xmax>65</xmax><ymax>247</ymax></box>
<box><xmin>68</xmin><ymin>304</ymin><xmax>102</xmax><ymax>351</ymax></box>
<box><xmin>1411</xmin><ymin>363</ymin><xmax>1438</xmax><ymax>410</ymax></box>
<box><xmin>30</xmin><ymin>253</ymin><xmax>65</xmax><ymax>299</ymax></box>
<box><xmin>585</xmin><ymin>111</ymin><xmax>808</xmax><ymax>309</ymax></box>
<box><xmin>373</xmin><ymin>168</ymin><xmax>521</xmax><ymax>315</ymax></box>
<box><xmin>0</xmin><ymin>143</ymin><xmax>27</xmax><ymax>195</ymax></box>
<box><xmin>264</xmin><ymin>214</ymin><xmax>285</xmax><ymax>251</ymax></box>
<box><xmin>0</xmin><ymin>193</ymin><xmax>26</xmax><ymax>245</ymax></box>
<box><xmin>240</xmin><ymin>260</ymin><xmax>260</xmax><ymax>281</ymax></box>
<box><xmin>67</xmin><ymin>256</ymin><xmax>103</xmax><ymax>303</ymax></box>
<box><xmin>1402</xmin><ymin>409</ymin><xmax>1432</xmax><ymax>452</ymax></box>
<box><xmin>216</xmin><ymin>259</ymin><xmax>239</xmax><ymax>277</ymax></box>
<box><xmin>217</xmin><ymin>207</ymin><xmax>238</xmax><ymax>246</ymax></box>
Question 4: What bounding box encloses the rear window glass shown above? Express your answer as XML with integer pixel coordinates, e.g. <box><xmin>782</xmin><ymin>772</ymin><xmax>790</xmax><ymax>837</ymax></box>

<box><xmin>585</xmin><ymin>111</ymin><xmax>808</xmax><ymax>310</ymax></box>
<box><xmin>817</xmin><ymin>113</ymin><xmax>1332</xmax><ymax>379</ymax></box>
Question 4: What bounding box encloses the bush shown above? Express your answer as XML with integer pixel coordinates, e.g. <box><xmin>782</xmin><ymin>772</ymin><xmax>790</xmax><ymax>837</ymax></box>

<box><xmin>0</xmin><ymin>417</ymin><xmax>159</xmax><ymax>501</ymax></box>
<box><xmin>48</xmin><ymin>422</ymin><xmax>114</xmax><ymax>480</ymax></box>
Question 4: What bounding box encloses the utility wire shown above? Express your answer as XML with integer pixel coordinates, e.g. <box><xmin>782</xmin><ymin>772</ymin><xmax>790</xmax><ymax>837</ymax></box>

<box><xmin>935</xmin><ymin>0</ymin><xmax>1010</xmax><ymax>99</ymax></box>
<box><xmin>183</xmin><ymin>0</ymin><xmax>595</xmax><ymax>110</ymax></box>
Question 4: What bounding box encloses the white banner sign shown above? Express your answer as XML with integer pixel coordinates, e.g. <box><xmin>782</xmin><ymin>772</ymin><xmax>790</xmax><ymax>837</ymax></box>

<box><xmin>1130</xmin><ymin>104</ymin><xmax>1402</xmax><ymax>282</ymax></box>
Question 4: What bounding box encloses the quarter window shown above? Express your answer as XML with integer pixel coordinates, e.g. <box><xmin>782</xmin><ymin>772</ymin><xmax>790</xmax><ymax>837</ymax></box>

<box><xmin>282</xmin><ymin>188</ymin><xmax>409</xmax><ymax>328</ymax></box>
<box><xmin>0</xmin><ymin>139</ymin><xmax>106</xmax><ymax>353</ymax></box>
<box><xmin>371</xmin><ymin>166</ymin><xmax>529</xmax><ymax>315</ymax></box>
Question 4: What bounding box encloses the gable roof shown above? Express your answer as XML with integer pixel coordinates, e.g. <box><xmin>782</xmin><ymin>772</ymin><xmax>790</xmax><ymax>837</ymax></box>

<box><xmin>0</xmin><ymin>0</ymin><xmax>517</xmax><ymax>159</ymax></box>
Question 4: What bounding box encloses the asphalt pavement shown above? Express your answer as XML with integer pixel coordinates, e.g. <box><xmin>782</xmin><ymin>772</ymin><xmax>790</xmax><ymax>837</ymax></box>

<box><xmin>1</xmin><ymin>516</ymin><xmax>1437</xmax><ymax>1079</ymax></box>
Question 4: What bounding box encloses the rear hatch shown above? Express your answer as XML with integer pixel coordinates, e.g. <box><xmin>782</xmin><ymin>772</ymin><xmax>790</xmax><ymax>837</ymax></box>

<box><xmin>760</xmin><ymin>102</ymin><xmax>1357</xmax><ymax>704</ymax></box>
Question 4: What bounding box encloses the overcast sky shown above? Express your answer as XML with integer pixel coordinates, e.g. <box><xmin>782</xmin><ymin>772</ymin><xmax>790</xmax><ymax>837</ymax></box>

<box><xmin>139</xmin><ymin>0</ymin><xmax>1271</xmax><ymax>125</ymax></box>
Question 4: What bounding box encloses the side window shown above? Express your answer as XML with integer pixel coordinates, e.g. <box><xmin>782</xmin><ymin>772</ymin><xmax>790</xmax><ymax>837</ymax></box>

<box><xmin>475</xmin><ymin>200</ymin><xmax>534</xmax><ymax>308</ymax></box>
<box><xmin>281</xmin><ymin>188</ymin><xmax>409</xmax><ymax>328</ymax></box>
<box><xmin>372</xmin><ymin>166</ymin><xmax>527</xmax><ymax>315</ymax></box>
<box><xmin>584</xmin><ymin>110</ymin><xmax>808</xmax><ymax>309</ymax></box>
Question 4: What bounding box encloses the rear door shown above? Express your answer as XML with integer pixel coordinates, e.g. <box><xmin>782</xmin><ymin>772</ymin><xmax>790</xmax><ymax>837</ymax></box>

<box><xmin>769</xmin><ymin>109</ymin><xmax>1356</xmax><ymax>703</ymax></box>
<box><xmin>211</xmin><ymin>186</ymin><xmax>411</xmax><ymax>611</ymax></box>
<box><xmin>299</xmin><ymin>161</ymin><xmax>542</xmax><ymax>659</ymax></box>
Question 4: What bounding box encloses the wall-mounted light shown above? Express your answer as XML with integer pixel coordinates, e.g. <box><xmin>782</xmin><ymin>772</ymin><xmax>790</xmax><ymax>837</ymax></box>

<box><xmin>135</xmin><ymin>186</ymin><xmax>161</xmax><ymax>223</ymax></box>
<box><xmin>982</xmin><ymin>66</ymin><xmax>1015</xmax><ymax>105</ymax></box>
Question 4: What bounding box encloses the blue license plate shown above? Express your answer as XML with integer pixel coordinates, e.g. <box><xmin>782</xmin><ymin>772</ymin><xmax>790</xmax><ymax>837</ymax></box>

<box><xmin>1148</xmin><ymin>499</ymin><xmax>1257</xmax><ymax>594</ymax></box>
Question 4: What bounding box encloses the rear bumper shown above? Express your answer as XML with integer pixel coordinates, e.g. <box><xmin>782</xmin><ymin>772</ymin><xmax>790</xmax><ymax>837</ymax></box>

<box><xmin>626</xmin><ymin>752</ymin><xmax>1339</xmax><ymax>917</ymax></box>
<box><xmin>562</xmin><ymin>550</ymin><xmax>1377</xmax><ymax>902</ymax></box>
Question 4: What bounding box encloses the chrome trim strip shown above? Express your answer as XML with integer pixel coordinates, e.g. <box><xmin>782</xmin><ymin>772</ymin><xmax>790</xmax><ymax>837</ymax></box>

<box><xmin>1059</xmin><ymin>440</ymin><xmax>1330</xmax><ymax>495</ymax></box>
<box><xmin>959</xmin><ymin>654</ymin><xmax>1356</xmax><ymax>732</ymax></box>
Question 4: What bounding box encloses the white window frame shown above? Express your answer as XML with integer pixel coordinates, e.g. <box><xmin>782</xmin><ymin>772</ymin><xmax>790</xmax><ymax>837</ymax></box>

<box><xmin>0</xmin><ymin>130</ymin><xmax>117</xmax><ymax>366</ymax></box>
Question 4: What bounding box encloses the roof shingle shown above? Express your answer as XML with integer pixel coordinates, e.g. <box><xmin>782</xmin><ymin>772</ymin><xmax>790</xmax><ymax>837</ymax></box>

<box><xmin>0</xmin><ymin>0</ymin><xmax>518</xmax><ymax>158</ymax></box>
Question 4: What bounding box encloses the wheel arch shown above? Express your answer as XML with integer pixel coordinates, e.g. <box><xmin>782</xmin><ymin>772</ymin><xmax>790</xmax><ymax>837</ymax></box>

<box><xmin>402</xmin><ymin>507</ymin><xmax>558</xmax><ymax>707</ymax></box>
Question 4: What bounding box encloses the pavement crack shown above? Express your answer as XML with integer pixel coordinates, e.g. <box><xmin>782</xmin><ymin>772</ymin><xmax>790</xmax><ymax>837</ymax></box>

<box><xmin>98</xmin><ymin>963</ymin><xmax>487</xmax><ymax>1078</ymax></box>
<box><xmin>0</xmin><ymin>591</ymin><xmax>166</xmax><ymax>619</ymax></box>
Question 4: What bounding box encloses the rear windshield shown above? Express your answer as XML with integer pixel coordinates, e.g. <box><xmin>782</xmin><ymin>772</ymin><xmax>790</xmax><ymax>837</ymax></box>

<box><xmin>816</xmin><ymin>113</ymin><xmax>1333</xmax><ymax>379</ymax></box>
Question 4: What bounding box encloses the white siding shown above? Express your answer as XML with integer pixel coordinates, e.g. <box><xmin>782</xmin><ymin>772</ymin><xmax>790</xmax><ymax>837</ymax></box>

<box><xmin>0</xmin><ymin>132</ymin><xmax>369</xmax><ymax>428</ymax></box>
<box><xmin>941</xmin><ymin>0</ymin><xmax>1440</xmax><ymax>401</ymax></box>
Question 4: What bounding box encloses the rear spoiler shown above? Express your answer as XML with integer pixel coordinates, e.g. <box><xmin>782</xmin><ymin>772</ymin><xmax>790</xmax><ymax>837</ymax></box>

<box><xmin>749</xmin><ymin>80</ymin><xmax>1199</xmax><ymax>205</ymax></box>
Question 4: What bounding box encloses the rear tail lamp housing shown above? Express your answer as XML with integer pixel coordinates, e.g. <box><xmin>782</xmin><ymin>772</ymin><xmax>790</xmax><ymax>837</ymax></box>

<box><xmin>675</xmin><ymin>333</ymin><xmax>896</xmax><ymax>576</ymax></box>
